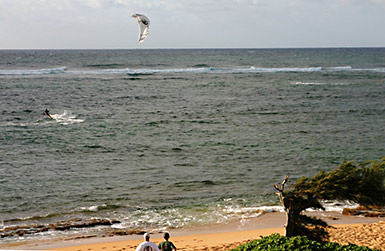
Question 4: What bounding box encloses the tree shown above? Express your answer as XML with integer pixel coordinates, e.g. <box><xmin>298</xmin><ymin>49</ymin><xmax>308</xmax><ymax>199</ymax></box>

<box><xmin>274</xmin><ymin>157</ymin><xmax>385</xmax><ymax>241</ymax></box>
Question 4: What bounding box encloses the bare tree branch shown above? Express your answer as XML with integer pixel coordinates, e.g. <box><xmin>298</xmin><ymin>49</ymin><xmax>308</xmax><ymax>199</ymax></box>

<box><xmin>273</xmin><ymin>175</ymin><xmax>289</xmax><ymax>192</ymax></box>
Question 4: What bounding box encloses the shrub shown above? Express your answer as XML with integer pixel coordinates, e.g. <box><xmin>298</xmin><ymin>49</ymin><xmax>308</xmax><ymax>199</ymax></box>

<box><xmin>230</xmin><ymin>234</ymin><xmax>379</xmax><ymax>251</ymax></box>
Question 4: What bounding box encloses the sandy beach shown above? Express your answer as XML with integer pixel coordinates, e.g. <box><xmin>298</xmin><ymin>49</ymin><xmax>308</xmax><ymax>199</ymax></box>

<box><xmin>329</xmin><ymin>221</ymin><xmax>385</xmax><ymax>251</ymax></box>
<box><xmin>4</xmin><ymin>212</ymin><xmax>384</xmax><ymax>251</ymax></box>
<box><xmin>43</xmin><ymin>227</ymin><xmax>283</xmax><ymax>251</ymax></box>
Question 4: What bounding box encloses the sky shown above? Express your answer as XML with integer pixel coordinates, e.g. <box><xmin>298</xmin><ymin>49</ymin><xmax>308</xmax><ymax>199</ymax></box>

<box><xmin>1</xmin><ymin>0</ymin><xmax>385</xmax><ymax>49</ymax></box>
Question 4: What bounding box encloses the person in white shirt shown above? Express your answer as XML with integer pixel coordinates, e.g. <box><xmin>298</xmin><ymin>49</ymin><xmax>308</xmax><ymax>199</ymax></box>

<box><xmin>135</xmin><ymin>233</ymin><xmax>160</xmax><ymax>251</ymax></box>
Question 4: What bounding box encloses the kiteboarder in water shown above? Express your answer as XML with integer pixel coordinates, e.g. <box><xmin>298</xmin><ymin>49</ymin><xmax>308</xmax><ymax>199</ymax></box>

<box><xmin>45</xmin><ymin>109</ymin><xmax>53</xmax><ymax>119</ymax></box>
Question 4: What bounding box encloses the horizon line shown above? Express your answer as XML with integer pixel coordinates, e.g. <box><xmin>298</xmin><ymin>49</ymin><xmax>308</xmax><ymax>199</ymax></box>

<box><xmin>1</xmin><ymin>46</ymin><xmax>385</xmax><ymax>51</ymax></box>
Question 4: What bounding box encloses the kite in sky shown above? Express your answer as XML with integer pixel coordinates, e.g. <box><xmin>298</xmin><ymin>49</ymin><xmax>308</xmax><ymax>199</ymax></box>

<box><xmin>131</xmin><ymin>14</ymin><xmax>150</xmax><ymax>43</ymax></box>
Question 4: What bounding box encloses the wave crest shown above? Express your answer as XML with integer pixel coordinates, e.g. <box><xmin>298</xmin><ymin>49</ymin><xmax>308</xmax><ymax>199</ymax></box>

<box><xmin>2</xmin><ymin>65</ymin><xmax>384</xmax><ymax>76</ymax></box>
<box><xmin>0</xmin><ymin>67</ymin><xmax>67</xmax><ymax>75</ymax></box>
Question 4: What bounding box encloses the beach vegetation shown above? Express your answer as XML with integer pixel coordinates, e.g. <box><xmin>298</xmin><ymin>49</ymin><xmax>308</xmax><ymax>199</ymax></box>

<box><xmin>230</xmin><ymin>233</ymin><xmax>380</xmax><ymax>251</ymax></box>
<box><xmin>273</xmin><ymin>157</ymin><xmax>385</xmax><ymax>241</ymax></box>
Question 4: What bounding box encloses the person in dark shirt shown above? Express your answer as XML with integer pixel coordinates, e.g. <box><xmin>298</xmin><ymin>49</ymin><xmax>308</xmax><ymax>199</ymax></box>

<box><xmin>158</xmin><ymin>232</ymin><xmax>177</xmax><ymax>251</ymax></box>
<box><xmin>45</xmin><ymin>109</ymin><xmax>53</xmax><ymax>119</ymax></box>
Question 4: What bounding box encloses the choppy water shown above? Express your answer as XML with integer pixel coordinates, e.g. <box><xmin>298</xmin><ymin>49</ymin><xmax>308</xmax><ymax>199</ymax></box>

<box><xmin>1</xmin><ymin>48</ymin><xmax>385</xmax><ymax>242</ymax></box>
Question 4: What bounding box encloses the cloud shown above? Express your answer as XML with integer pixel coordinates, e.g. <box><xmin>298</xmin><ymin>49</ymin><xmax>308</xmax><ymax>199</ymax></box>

<box><xmin>0</xmin><ymin>0</ymin><xmax>384</xmax><ymax>48</ymax></box>
<box><xmin>85</xmin><ymin>0</ymin><xmax>103</xmax><ymax>9</ymax></box>
<box><xmin>369</xmin><ymin>0</ymin><xmax>385</xmax><ymax>8</ymax></box>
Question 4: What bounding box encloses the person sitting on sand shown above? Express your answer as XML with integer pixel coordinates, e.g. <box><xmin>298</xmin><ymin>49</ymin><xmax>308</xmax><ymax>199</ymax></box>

<box><xmin>136</xmin><ymin>233</ymin><xmax>160</xmax><ymax>251</ymax></box>
<box><xmin>158</xmin><ymin>232</ymin><xmax>177</xmax><ymax>251</ymax></box>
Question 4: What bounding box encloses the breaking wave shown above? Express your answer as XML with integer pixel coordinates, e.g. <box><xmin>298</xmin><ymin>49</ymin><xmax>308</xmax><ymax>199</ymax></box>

<box><xmin>0</xmin><ymin>67</ymin><xmax>67</xmax><ymax>75</ymax></box>
<box><xmin>1</xmin><ymin>66</ymin><xmax>385</xmax><ymax>76</ymax></box>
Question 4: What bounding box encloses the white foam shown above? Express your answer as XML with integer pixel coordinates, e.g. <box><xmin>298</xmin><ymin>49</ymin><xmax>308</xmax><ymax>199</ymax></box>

<box><xmin>326</xmin><ymin>66</ymin><xmax>353</xmax><ymax>71</ymax></box>
<box><xmin>293</xmin><ymin>81</ymin><xmax>326</xmax><ymax>85</ymax></box>
<box><xmin>0</xmin><ymin>67</ymin><xmax>67</xmax><ymax>75</ymax></box>
<box><xmin>51</xmin><ymin>111</ymin><xmax>84</xmax><ymax>125</ymax></box>
<box><xmin>87</xmin><ymin>206</ymin><xmax>99</xmax><ymax>212</ymax></box>
<box><xmin>1</xmin><ymin>65</ymin><xmax>385</xmax><ymax>76</ymax></box>
<box><xmin>78</xmin><ymin>204</ymin><xmax>109</xmax><ymax>212</ymax></box>
<box><xmin>72</xmin><ymin>65</ymin><xmax>385</xmax><ymax>75</ymax></box>
<box><xmin>293</xmin><ymin>81</ymin><xmax>352</xmax><ymax>86</ymax></box>
<box><xmin>248</xmin><ymin>66</ymin><xmax>323</xmax><ymax>73</ymax></box>
<box><xmin>73</xmin><ymin>67</ymin><xmax>213</xmax><ymax>75</ymax></box>
<box><xmin>359</xmin><ymin>67</ymin><xmax>385</xmax><ymax>73</ymax></box>
<box><xmin>321</xmin><ymin>200</ymin><xmax>358</xmax><ymax>212</ymax></box>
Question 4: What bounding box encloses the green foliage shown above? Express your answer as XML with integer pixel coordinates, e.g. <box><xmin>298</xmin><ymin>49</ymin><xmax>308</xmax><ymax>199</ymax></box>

<box><xmin>275</xmin><ymin>158</ymin><xmax>385</xmax><ymax>241</ymax></box>
<box><xmin>230</xmin><ymin>234</ymin><xmax>380</xmax><ymax>251</ymax></box>
<box><xmin>290</xmin><ymin>158</ymin><xmax>385</xmax><ymax>206</ymax></box>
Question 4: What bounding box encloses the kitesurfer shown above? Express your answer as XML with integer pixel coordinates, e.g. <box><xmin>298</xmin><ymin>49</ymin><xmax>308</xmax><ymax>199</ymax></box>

<box><xmin>45</xmin><ymin>109</ymin><xmax>53</xmax><ymax>119</ymax></box>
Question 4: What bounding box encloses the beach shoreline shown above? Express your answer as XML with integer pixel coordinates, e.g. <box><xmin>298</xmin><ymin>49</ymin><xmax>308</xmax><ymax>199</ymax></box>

<box><xmin>2</xmin><ymin>211</ymin><xmax>384</xmax><ymax>251</ymax></box>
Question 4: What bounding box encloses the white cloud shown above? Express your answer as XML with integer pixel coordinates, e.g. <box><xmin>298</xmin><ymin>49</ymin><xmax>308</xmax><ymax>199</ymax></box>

<box><xmin>369</xmin><ymin>0</ymin><xmax>385</xmax><ymax>8</ymax></box>
<box><xmin>85</xmin><ymin>0</ymin><xmax>103</xmax><ymax>9</ymax></box>
<box><xmin>0</xmin><ymin>0</ymin><xmax>384</xmax><ymax>48</ymax></box>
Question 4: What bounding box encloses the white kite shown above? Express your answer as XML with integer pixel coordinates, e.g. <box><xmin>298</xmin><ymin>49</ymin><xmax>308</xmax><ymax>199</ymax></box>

<box><xmin>131</xmin><ymin>14</ymin><xmax>150</xmax><ymax>43</ymax></box>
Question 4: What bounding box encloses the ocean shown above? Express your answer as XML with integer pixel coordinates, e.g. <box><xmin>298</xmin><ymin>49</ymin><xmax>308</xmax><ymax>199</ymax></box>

<box><xmin>1</xmin><ymin>48</ymin><xmax>384</xmax><ymax>243</ymax></box>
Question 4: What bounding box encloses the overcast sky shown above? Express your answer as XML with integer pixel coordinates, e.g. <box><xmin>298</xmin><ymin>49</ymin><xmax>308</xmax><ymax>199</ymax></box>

<box><xmin>1</xmin><ymin>0</ymin><xmax>384</xmax><ymax>49</ymax></box>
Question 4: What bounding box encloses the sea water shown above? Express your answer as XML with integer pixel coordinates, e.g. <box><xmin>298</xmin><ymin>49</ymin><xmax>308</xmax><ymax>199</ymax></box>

<box><xmin>1</xmin><ymin>48</ymin><xmax>384</xmax><ymax>242</ymax></box>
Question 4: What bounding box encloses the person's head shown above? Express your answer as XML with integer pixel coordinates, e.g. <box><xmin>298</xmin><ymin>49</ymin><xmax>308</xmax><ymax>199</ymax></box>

<box><xmin>144</xmin><ymin>232</ymin><xmax>150</xmax><ymax>241</ymax></box>
<box><xmin>163</xmin><ymin>232</ymin><xmax>170</xmax><ymax>240</ymax></box>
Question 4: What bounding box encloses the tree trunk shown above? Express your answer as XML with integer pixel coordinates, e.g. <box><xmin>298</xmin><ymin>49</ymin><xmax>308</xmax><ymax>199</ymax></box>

<box><xmin>274</xmin><ymin>176</ymin><xmax>298</xmax><ymax>237</ymax></box>
<box><xmin>284</xmin><ymin>207</ymin><xmax>298</xmax><ymax>237</ymax></box>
